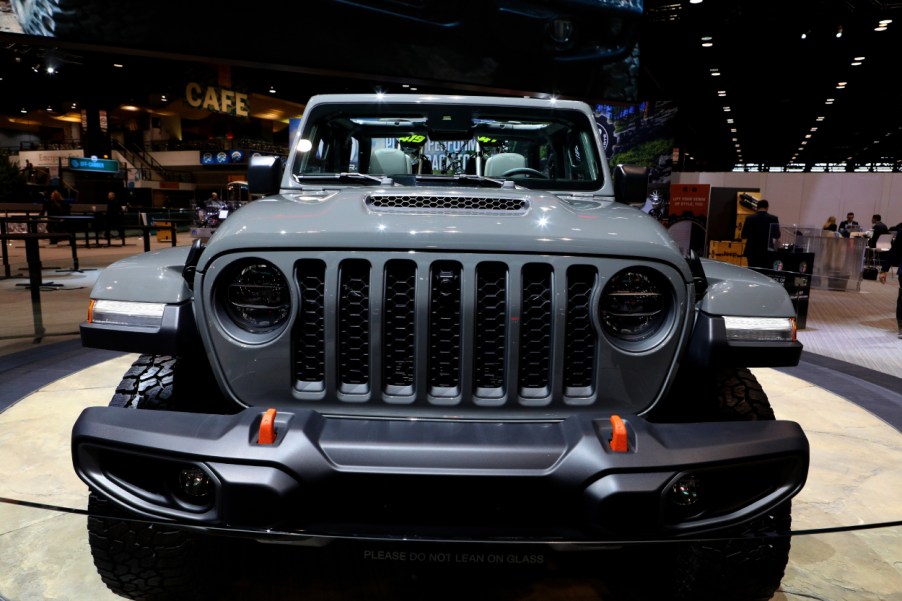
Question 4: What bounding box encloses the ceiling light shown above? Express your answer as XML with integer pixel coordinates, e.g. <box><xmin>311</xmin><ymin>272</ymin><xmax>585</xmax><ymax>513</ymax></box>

<box><xmin>269</xmin><ymin>86</ymin><xmax>276</xmax><ymax>93</ymax></box>
<box><xmin>805</xmin><ymin>134</ymin><xmax>812</xmax><ymax>139</ymax></box>
<box><xmin>689</xmin><ymin>0</ymin><xmax>703</xmax><ymax>4</ymax></box>
<box><xmin>113</xmin><ymin>63</ymin><xmax>123</xmax><ymax>68</ymax></box>
<box><xmin>801</xmin><ymin>31</ymin><xmax>808</xmax><ymax>39</ymax></box>
<box><xmin>816</xmin><ymin>116</ymin><xmax>825</xmax><ymax>121</ymax></box>
<box><xmin>46</xmin><ymin>66</ymin><xmax>55</xmax><ymax>74</ymax></box>
<box><xmin>879</xmin><ymin>19</ymin><xmax>892</xmax><ymax>25</ymax></box>
<box><xmin>835</xmin><ymin>26</ymin><xmax>843</xmax><ymax>38</ymax></box>
<box><xmin>20</xmin><ymin>107</ymin><xmax>26</xmax><ymax>113</ymax></box>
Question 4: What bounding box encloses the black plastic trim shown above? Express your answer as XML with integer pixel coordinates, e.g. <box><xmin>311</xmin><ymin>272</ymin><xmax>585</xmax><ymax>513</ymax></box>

<box><xmin>79</xmin><ymin>302</ymin><xmax>197</xmax><ymax>355</ymax></box>
<box><xmin>685</xmin><ymin>312</ymin><xmax>803</xmax><ymax>368</ymax></box>
<box><xmin>72</xmin><ymin>407</ymin><xmax>809</xmax><ymax>541</ymax></box>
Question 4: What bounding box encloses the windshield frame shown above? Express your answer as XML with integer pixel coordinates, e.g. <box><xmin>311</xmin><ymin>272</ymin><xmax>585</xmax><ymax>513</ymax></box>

<box><xmin>288</xmin><ymin>100</ymin><xmax>606</xmax><ymax>193</ymax></box>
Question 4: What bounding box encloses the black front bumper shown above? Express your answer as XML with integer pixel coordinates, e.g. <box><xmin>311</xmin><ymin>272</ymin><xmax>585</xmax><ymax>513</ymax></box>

<box><xmin>72</xmin><ymin>408</ymin><xmax>808</xmax><ymax>542</ymax></box>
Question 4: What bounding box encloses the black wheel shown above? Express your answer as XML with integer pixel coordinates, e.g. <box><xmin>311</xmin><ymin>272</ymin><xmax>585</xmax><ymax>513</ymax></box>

<box><xmin>87</xmin><ymin>354</ymin><xmax>232</xmax><ymax>600</ymax></box>
<box><xmin>87</xmin><ymin>492</ymin><xmax>225</xmax><ymax>601</ymax></box>
<box><xmin>645</xmin><ymin>367</ymin><xmax>792</xmax><ymax>601</ymax></box>
<box><xmin>110</xmin><ymin>353</ymin><xmax>230</xmax><ymax>413</ymax></box>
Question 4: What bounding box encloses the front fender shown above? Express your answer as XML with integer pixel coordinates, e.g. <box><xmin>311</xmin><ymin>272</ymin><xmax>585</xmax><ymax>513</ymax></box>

<box><xmin>79</xmin><ymin>247</ymin><xmax>198</xmax><ymax>355</ymax></box>
<box><xmin>684</xmin><ymin>259</ymin><xmax>802</xmax><ymax>368</ymax></box>
<box><xmin>698</xmin><ymin>259</ymin><xmax>796</xmax><ymax>318</ymax></box>
<box><xmin>88</xmin><ymin>246</ymin><xmax>194</xmax><ymax>303</ymax></box>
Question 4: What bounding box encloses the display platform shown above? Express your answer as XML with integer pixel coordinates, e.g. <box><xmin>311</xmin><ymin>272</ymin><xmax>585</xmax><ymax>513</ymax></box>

<box><xmin>1</xmin><ymin>347</ymin><xmax>901</xmax><ymax>600</ymax></box>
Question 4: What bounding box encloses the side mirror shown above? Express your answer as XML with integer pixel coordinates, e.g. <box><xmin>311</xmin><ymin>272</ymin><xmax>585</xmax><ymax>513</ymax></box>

<box><xmin>612</xmin><ymin>164</ymin><xmax>648</xmax><ymax>204</ymax></box>
<box><xmin>247</xmin><ymin>155</ymin><xmax>283</xmax><ymax>196</ymax></box>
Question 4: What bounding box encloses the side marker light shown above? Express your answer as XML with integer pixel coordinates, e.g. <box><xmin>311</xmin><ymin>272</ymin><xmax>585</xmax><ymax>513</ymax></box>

<box><xmin>609</xmin><ymin>415</ymin><xmax>628</xmax><ymax>452</ymax></box>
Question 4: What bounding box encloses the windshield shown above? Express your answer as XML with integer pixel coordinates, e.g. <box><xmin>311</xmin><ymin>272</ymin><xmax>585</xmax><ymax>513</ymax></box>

<box><xmin>290</xmin><ymin>101</ymin><xmax>603</xmax><ymax>191</ymax></box>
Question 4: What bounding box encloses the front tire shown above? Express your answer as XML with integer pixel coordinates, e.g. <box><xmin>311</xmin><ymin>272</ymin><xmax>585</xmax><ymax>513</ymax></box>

<box><xmin>647</xmin><ymin>367</ymin><xmax>793</xmax><ymax>601</ymax></box>
<box><xmin>86</xmin><ymin>354</ymin><xmax>228</xmax><ymax>600</ymax></box>
<box><xmin>87</xmin><ymin>492</ymin><xmax>223</xmax><ymax>601</ymax></box>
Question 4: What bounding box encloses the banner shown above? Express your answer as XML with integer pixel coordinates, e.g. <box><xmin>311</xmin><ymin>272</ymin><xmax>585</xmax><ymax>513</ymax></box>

<box><xmin>667</xmin><ymin>184</ymin><xmax>710</xmax><ymax>257</ymax></box>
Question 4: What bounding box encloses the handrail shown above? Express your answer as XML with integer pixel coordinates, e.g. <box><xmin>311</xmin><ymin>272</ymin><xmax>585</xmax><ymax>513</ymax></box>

<box><xmin>111</xmin><ymin>141</ymin><xmax>194</xmax><ymax>183</ymax></box>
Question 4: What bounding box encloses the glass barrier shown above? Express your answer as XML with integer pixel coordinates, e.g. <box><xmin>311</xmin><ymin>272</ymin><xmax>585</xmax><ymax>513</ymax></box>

<box><xmin>770</xmin><ymin>225</ymin><xmax>867</xmax><ymax>292</ymax></box>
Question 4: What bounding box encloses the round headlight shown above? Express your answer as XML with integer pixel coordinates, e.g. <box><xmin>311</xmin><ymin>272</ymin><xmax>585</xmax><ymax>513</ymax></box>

<box><xmin>222</xmin><ymin>261</ymin><xmax>290</xmax><ymax>333</ymax></box>
<box><xmin>599</xmin><ymin>269</ymin><xmax>669</xmax><ymax>342</ymax></box>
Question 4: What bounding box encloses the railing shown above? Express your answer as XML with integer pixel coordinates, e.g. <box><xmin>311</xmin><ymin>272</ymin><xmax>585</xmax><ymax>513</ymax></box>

<box><xmin>112</xmin><ymin>141</ymin><xmax>194</xmax><ymax>183</ymax></box>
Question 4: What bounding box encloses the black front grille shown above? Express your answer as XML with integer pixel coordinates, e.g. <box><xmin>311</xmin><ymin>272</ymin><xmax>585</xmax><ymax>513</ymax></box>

<box><xmin>292</xmin><ymin>255</ymin><xmax>600</xmax><ymax>408</ymax></box>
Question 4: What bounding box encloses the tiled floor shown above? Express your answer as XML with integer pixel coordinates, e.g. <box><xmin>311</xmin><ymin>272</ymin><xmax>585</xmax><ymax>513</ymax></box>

<box><xmin>1</xmin><ymin>236</ymin><xmax>901</xmax><ymax>600</ymax></box>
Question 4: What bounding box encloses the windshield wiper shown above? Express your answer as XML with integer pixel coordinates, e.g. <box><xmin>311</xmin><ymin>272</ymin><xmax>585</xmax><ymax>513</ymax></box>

<box><xmin>416</xmin><ymin>174</ymin><xmax>514</xmax><ymax>188</ymax></box>
<box><xmin>293</xmin><ymin>172</ymin><xmax>394</xmax><ymax>185</ymax></box>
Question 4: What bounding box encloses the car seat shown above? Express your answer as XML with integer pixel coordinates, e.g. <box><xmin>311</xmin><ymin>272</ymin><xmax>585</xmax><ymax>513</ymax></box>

<box><xmin>484</xmin><ymin>152</ymin><xmax>526</xmax><ymax>177</ymax></box>
<box><xmin>369</xmin><ymin>148</ymin><xmax>411</xmax><ymax>175</ymax></box>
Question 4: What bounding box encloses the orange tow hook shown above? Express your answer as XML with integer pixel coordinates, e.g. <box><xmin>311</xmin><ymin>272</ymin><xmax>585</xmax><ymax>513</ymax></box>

<box><xmin>609</xmin><ymin>415</ymin><xmax>628</xmax><ymax>452</ymax></box>
<box><xmin>258</xmin><ymin>408</ymin><xmax>278</xmax><ymax>445</ymax></box>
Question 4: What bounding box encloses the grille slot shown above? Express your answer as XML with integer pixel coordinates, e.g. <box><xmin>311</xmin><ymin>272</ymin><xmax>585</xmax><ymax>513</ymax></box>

<box><xmin>292</xmin><ymin>256</ymin><xmax>603</xmax><ymax>408</ymax></box>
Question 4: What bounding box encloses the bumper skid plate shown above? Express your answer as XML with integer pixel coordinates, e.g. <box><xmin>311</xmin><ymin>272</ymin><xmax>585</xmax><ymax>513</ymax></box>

<box><xmin>72</xmin><ymin>407</ymin><xmax>808</xmax><ymax>542</ymax></box>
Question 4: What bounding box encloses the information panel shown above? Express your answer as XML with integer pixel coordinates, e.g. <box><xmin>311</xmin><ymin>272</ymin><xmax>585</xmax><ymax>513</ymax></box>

<box><xmin>68</xmin><ymin>157</ymin><xmax>120</xmax><ymax>173</ymax></box>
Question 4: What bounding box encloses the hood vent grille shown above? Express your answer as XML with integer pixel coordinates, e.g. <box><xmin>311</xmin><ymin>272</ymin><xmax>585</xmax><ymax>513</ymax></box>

<box><xmin>366</xmin><ymin>194</ymin><xmax>529</xmax><ymax>214</ymax></box>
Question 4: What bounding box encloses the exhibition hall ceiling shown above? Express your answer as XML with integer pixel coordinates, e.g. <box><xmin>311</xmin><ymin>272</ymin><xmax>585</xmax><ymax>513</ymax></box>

<box><xmin>1</xmin><ymin>0</ymin><xmax>901</xmax><ymax>171</ymax></box>
<box><xmin>643</xmin><ymin>0</ymin><xmax>902</xmax><ymax>171</ymax></box>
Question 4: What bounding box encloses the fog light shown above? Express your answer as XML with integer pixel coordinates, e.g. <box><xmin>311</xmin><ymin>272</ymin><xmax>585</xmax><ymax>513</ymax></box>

<box><xmin>670</xmin><ymin>475</ymin><xmax>702</xmax><ymax>506</ymax></box>
<box><xmin>548</xmin><ymin>19</ymin><xmax>574</xmax><ymax>44</ymax></box>
<box><xmin>178</xmin><ymin>467</ymin><xmax>213</xmax><ymax>498</ymax></box>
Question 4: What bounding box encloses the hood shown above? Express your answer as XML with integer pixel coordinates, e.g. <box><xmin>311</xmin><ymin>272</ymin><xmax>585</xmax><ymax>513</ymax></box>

<box><xmin>202</xmin><ymin>186</ymin><xmax>688</xmax><ymax>272</ymax></box>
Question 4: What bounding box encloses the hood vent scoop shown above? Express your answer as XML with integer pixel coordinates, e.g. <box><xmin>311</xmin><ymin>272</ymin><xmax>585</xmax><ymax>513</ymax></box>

<box><xmin>366</xmin><ymin>194</ymin><xmax>529</xmax><ymax>215</ymax></box>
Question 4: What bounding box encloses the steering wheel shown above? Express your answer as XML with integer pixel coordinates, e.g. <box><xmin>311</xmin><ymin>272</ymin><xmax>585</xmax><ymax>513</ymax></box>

<box><xmin>501</xmin><ymin>167</ymin><xmax>545</xmax><ymax>178</ymax></box>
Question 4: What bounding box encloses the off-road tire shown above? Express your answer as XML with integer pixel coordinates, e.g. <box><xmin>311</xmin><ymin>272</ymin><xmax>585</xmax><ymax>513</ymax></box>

<box><xmin>86</xmin><ymin>354</ymin><xmax>229</xmax><ymax>600</ymax></box>
<box><xmin>646</xmin><ymin>367</ymin><xmax>792</xmax><ymax>601</ymax></box>
<box><xmin>110</xmin><ymin>353</ymin><xmax>228</xmax><ymax>413</ymax></box>
<box><xmin>87</xmin><ymin>492</ymin><xmax>224</xmax><ymax>601</ymax></box>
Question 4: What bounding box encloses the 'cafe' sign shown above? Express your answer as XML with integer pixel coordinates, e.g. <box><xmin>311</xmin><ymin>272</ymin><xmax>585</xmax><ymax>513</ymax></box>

<box><xmin>185</xmin><ymin>82</ymin><xmax>249</xmax><ymax>117</ymax></box>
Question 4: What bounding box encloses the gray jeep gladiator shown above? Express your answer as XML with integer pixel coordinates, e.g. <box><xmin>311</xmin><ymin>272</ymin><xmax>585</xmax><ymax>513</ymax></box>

<box><xmin>73</xmin><ymin>94</ymin><xmax>808</xmax><ymax>601</ymax></box>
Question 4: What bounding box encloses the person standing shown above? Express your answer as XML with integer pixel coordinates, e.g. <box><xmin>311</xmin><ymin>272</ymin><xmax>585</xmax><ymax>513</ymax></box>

<box><xmin>105</xmin><ymin>190</ymin><xmax>126</xmax><ymax>245</ymax></box>
<box><xmin>741</xmin><ymin>199</ymin><xmax>780</xmax><ymax>269</ymax></box>
<box><xmin>869</xmin><ymin>214</ymin><xmax>889</xmax><ymax>248</ymax></box>
<box><xmin>877</xmin><ymin>225</ymin><xmax>902</xmax><ymax>339</ymax></box>
<box><xmin>823</xmin><ymin>215</ymin><xmax>837</xmax><ymax>232</ymax></box>
<box><xmin>838</xmin><ymin>212</ymin><xmax>859</xmax><ymax>237</ymax></box>
<box><xmin>42</xmin><ymin>190</ymin><xmax>69</xmax><ymax>244</ymax></box>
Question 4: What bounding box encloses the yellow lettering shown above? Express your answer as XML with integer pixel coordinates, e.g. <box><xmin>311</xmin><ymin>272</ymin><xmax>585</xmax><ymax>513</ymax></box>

<box><xmin>185</xmin><ymin>82</ymin><xmax>203</xmax><ymax>108</ymax></box>
<box><xmin>235</xmin><ymin>93</ymin><xmax>249</xmax><ymax>118</ymax></box>
<box><xmin>221</xmin><ymin>90</ymin><xmax>235</xmax><ymax>115</ymax></box>
<box><xmin>203</xmin><ymin>87</ymin><xmax>221</xmax><ymax>112</ymax></box>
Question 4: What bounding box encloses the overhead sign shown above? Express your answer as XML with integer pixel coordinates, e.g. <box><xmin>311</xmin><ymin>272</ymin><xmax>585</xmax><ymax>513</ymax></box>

<box><xmin>68</xmin><ymin>157</ymin><xmax>120</xmax><ymax>173</ymax></box>
<box><xmin>186</xmin><ymin>82</ymin><xmax>249</xmax><ymax>117</ymax></box>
